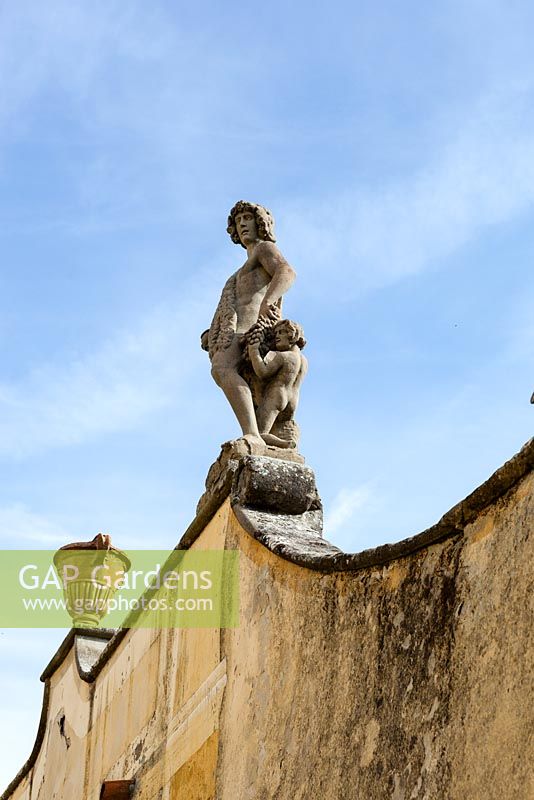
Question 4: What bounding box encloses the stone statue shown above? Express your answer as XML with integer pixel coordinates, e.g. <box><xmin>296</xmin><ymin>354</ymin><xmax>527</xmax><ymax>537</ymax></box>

<box><xmin>202</xmin><ymin>201</ymin><xmax>306</xmax><ymax>449</ymax></box>
<box><xmin>247</xmin><ymin>320</ymin><xmax>307</xmax><ymax>448</ymax></box>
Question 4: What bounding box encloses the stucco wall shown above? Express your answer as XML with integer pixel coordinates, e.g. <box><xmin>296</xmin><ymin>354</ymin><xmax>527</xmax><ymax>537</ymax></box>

<box><xmin>3</xmin><ymin>503</ymin><xmax>230</xmax><ymax>800</ymax></box>
<box><xmin>217</xmin><ymin>471</ymin><xmax>533</xmax><ymax>799</ymax></box>
<box><xmin>3</xmin><ymin>445</ymin><xmax>533</xmax><ymax>800</ymax></box>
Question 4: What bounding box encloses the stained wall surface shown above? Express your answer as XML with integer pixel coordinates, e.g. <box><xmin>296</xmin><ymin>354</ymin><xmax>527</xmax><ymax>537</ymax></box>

<box><xmin>218</xmin><ymin>471</ymin><xmax>534</xmax><ymax>799</ymax></box>
<box><xmin>2</xmin><ymin>453</ymin><xmax>533</xmax><ymax>800</ymax></box>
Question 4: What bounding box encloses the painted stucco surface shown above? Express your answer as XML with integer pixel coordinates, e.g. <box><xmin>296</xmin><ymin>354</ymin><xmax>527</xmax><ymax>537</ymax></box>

<box><xmin>218</xmin><ymin>472</ymin><xmax>534</xmax><ymax>799</ymax></box>
<box><xmin>2</xmin><ymin>455</ymin><xmax>533</xmax><ymax>800</ymax></box>
<box><xmin>4</xmin><ymin>504</ymin><xmax>229</xmax><ymax>800</ymax></box>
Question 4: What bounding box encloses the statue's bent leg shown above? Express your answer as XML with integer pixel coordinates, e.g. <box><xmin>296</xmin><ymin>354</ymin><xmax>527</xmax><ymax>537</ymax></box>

<box><xmin>211</xmin><ymin>344</ymin><xmax>263</xmax><ymax>443</ymax></box>
<box><xmin>256</xmin><ymin>389</ymin><xmax>292</xmax><ymax>448</ymax></box>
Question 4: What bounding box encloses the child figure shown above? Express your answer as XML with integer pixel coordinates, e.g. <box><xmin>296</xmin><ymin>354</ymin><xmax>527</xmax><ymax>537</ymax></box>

<box><xmin>247</xmin><ymin>319</ymin><xmax>308</xmax><ymax>448</ymax></box>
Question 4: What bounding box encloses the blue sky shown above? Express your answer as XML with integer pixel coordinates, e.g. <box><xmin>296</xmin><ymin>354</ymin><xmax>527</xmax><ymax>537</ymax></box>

<box><xmin>1</xmin><ymin>0</ymin><xmax>533</xmax><ymax>789</ymax></box>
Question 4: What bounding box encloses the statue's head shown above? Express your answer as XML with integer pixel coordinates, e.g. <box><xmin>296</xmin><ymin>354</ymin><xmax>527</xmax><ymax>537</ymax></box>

<box><xmin>227</xmin><ymin>201</ymin><xmax>276</xmax><ymax>248</ymax></box>
<box><xmin>274</xmin><ymin>320</ymin><xmax>306</xmax><ymax>351</ymax></box>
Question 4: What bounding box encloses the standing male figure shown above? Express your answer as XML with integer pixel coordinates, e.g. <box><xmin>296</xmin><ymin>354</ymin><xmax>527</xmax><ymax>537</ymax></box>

<box><xmin>202</xmin><ymin>201</ymin><xmax>296</xmax><ymax>446</ymax></box>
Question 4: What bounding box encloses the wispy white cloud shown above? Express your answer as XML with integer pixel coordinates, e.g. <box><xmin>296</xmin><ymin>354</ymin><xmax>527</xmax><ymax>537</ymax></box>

<box><xmin>0</xmin><ymin>2</ymin><xmax>178</xmax><ymax>125</ymax></box>
<box><xmin>0</xmin><ymin>504</ymin><xmax>68</xmax><ymax>545</ymax></box>
<box><xmin>5</xmin><ymin>0</ymin><xmax>534</xmax><ymax>296</ymax></box>
<box><xmin>324</xmin><ymin>485</ymin><xmax>372</xmax><ymax>536</ymax></box>
<box><xmin>0</xmin><ymin>501</ymin><xmax>178</xmax><ymax>549</ymax></box>
<box><xmin>0</xmin><ymin>2</ymin><xmax>264</xmax><ymax>167</ymax></box>
<box><xmin>0</xmin><ymin>0</ymin><xmax>286</xmax><ymax>246</ymax></box>
<box><xmin>0</xmin><ymin>295</ymin><xmax>210</xmax><ymax>458</ymax></box>
<box><xmin>281</xmin><ymin>85</ymin><xmax>534</xmax><ymax>297</ymax></box>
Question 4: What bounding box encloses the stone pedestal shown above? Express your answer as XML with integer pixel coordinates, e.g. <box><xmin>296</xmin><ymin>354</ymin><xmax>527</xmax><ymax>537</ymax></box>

<box><xmin>196</xmin><ymin>438</ymin><xmax>305</xmax><ymax>518</ymax></box>
<box><xmin>195</xmin><ymin>439</ymin><xmax>324</xmax><ymax>551</ymax></box>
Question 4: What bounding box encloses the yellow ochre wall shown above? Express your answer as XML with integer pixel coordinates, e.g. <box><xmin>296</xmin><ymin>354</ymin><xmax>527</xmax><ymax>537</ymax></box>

<box><xmin>3</xmin><ymin>467</ymin><xmax>534</xmax><ymax>800</ymax></box>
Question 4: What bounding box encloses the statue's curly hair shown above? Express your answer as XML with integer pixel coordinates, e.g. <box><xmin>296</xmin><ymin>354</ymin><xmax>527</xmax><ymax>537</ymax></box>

<box><xmin>227</xmin><ymin>200</ymin><xmax>276</xmax><ymax>247</ymax></box>
<box><xmin>275</xmin><ymin>319</ymin><xmax>306</xmax><ymax>350</ymax></box>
